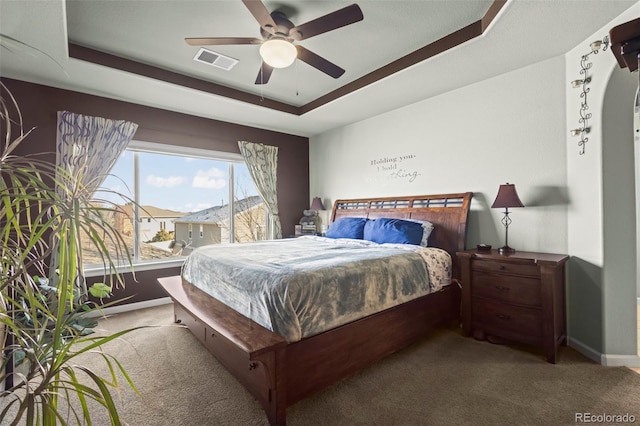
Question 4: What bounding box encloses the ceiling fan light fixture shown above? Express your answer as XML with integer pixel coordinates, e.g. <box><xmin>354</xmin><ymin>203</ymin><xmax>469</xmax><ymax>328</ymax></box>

<box><xmin>259</xmin><ymin>39</ymin><xmax>297</xmax><ymax>68</ymax></box>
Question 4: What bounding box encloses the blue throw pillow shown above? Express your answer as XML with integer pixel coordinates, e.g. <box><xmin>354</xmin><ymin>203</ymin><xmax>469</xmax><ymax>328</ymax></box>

<box><xmin>363</xmin><ymin>218</ymin><xmax>424</xmax><ymax>245</ymax></box>
<box><xmin>404</xmin><ymin>219</ymin><xmax>434</xmax><ymax>246</ymax></box>
<box><xmin>326</xmin><ymin>217</ymin><xmax>368</xmax><ymax>239</ymax></box>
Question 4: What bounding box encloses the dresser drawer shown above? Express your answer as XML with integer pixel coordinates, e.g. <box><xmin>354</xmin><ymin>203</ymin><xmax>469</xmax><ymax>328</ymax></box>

<box><xmin>472</xmin><ymin>260</ymin><xmax>539</xmax><ymax>277</ymax></box>
<box><xmin>472</xmin><ymin>273</ymin><xmax>542</xmax><ymax>306</ymax></box>
<box><xmin>472</xmin><ymin>297</ymin><xmax>542</xmax><ymax>338</ymax></box>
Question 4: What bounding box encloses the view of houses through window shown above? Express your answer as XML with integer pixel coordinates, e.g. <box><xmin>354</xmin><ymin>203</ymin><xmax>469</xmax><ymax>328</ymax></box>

<box><xmin>83</xmin><ymin>143</ymin><xmax>266</xmax><ymax>267</ymax></box>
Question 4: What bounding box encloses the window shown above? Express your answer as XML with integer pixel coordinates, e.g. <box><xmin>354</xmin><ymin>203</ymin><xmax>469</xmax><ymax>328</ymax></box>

<box><xmin>86</xmin><ymin>141</ymin><xmax>267</xmax><ymax>268</ymax></box>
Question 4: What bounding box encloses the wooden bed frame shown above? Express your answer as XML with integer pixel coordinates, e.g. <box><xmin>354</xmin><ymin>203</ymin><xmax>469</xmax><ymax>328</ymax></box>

<box><xmin>157</xmin><ymin>192</ymin><xmax>472</xmax><ymax>425</ymax></box>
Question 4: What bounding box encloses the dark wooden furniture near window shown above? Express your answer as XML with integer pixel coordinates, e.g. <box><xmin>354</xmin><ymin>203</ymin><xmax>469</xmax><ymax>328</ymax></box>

<box><xmin>457</xmin><ymin>249</ymin><xmax>569</xmax><ymax>363</ymax></box>
<box><xmin>158</xmin><ymin>192</ymin><xmax>473</xmax><ymax>425</ymax></box>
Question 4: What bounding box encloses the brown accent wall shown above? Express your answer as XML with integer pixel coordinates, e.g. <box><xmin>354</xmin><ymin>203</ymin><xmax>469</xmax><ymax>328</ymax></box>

<box><xmin>2</xmin><ymin>78</ymin><xmax>309</xmax><ymax>304</ymax></box>
<box><xmin>86</xmin><ymin>267</ymin><xmax>183</xmax><ymax>305</ymax></box>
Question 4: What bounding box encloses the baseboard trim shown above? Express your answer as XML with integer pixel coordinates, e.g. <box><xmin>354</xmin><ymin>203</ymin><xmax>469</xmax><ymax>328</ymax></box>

<box><xmin>601</xmin><ymin>353</ymin><xmax>640</xmax><ymax>367</ymax></box>
<box><xmin>568</xmin><ymin>336</ymin><xmax>640</xmax><ymax>367</ymax></box>
<box><xmin>86</xmin><ymin>297</ymin><xmax>173</xmax><ymax>318</ymax></box>
<box><xmin>567</xmin><ymin>336</ymin><xmax>602</xmax><ymax>364</ymax></box>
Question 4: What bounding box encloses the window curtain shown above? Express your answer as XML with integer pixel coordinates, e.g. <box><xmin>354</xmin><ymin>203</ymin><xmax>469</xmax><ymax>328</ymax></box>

<box><xmin>56</xmin><ymin>110</ymin><xmax>138</xmax><ymax>194</ymax></box>
<box><xmin>52</xmin><ymin>111</ymin><xmax>138</xmax><ymax>293</ymax></box>
<box><xmin>238</xmin><ymin>141</ymin><xmax>282</xmax><ymax>239</ymax></box>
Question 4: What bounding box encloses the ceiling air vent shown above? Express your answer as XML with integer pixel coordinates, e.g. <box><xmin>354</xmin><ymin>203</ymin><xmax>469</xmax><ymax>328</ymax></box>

<box><xmin>193</xmin><ymin>47</ymin><xmax>238</xmax><ymax>71</ymax></box>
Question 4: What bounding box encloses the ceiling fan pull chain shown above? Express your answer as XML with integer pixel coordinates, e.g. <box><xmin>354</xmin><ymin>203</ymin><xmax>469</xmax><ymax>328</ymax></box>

<box><xmin>296</xmin><ymin>58</ymin><xmax>299</xmax><ymax>97</ymax></box>
<box><xmin>259</xmin><ymin>66</ymin><xmax>264</xmax><ymax>101</ymax></box>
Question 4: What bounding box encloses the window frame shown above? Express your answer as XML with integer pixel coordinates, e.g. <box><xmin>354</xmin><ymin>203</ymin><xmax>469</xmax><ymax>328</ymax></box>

<box><xmin>83</xmin><ymin>140</ymin><xmax>259</xmax><ymax>277</ymax></box>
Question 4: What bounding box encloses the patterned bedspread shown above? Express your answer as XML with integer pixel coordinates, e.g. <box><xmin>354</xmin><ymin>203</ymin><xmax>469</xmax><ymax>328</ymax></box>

<box><xmin>181</xmin><ymin>236</ymin><xmax>451</xmax><ymax>342</ymax></box>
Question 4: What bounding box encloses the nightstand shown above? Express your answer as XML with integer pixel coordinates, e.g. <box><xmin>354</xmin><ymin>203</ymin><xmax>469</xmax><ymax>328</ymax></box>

<box><xmin>457</xmin><ymin>249</ymin><xmax>569</xmax><ymax>363</ymax></box>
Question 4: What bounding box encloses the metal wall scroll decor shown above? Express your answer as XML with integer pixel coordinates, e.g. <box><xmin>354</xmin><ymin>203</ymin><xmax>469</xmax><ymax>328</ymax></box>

<box><xmin>570</xmin><ymin>36</ymin><xmax>609</xmax><ymax>155</ymax></box>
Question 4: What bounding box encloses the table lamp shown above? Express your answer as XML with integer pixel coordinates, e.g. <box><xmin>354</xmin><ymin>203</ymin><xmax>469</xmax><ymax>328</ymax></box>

<box><xmin>491</xmin><ymin>183</ymin><xmax>524</xmax><ymax>254</ymax></box>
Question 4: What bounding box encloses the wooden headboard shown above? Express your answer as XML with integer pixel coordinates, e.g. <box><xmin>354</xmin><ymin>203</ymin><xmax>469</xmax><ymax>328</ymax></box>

<box><xmin>331</xmin><ymin>192</ymin><xmax>473</xmax><ymax>277</ymax></box>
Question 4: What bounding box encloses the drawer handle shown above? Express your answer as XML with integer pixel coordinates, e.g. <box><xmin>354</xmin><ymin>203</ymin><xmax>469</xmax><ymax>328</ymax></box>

<box><xmin>495</xmin><ymin>285</ymin><xmax>510</xmax><ymax>292</ymax></box>
<box><xmin>496</xmin><ymin>314</ymin><xmax>511</xmax><ymax>320</ymax></box>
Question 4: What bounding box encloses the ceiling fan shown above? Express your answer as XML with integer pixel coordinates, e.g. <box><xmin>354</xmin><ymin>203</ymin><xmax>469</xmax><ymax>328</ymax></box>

<box><xmin>185</xmin><ymin>0</ymin><xmax>364</xmax><ymax>85</ymax></box>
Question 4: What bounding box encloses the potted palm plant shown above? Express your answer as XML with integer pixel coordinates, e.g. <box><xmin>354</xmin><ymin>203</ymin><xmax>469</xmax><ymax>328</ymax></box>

<box><xmin>0</xmin><ymin>80</ymin><xmax>140</xmax><ymax>425</ymax></box>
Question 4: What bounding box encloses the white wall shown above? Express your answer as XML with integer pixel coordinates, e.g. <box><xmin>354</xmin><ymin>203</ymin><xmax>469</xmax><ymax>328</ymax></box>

<box><xmin>311</xmin><ymin>56</ymin><xmax>568</xmax><ymax>254</ymax></box>
<box><xmin>310</xmin><ymin>0</ymin><xmax>640</xmax><ymax>366</ymax></box>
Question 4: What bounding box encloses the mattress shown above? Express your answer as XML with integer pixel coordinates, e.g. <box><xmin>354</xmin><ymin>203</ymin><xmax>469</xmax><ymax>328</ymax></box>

<box><xmin>181</xmin><ymin>235</ymin><xmax>452</xmax><ymax>342</ymax></box>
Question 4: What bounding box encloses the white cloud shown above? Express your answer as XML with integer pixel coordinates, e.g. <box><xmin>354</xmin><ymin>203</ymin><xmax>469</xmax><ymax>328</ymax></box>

<box><xmin>145</xmin><ymin>174</ymin><xmax>186</xmax><ymax>188</ymax></box>
<box><xmin>192</xmin><ymin>168</ymin><xmax>226</xmax><ymax>189</ymax></box>
<box><xmin>183</xmin><ymin>202</ymin><xmax>212</xmax><ymax>212</ymax></box>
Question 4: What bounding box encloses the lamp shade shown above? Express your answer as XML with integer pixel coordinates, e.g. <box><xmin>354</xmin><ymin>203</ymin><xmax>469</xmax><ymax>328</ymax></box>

<box><xmin>310</xmin><ymin>197</ymin><xmax>325</xmax><ymax>211</ymax></box>
<box><xmin>259</xmin><ymin>39</ymin><xmax>297</xmax><ymax>68</ymax></box>
<box><xmin>491</xmin><ymin>183</ymin><xmax>524</xmax><ymax>209</ymax></box>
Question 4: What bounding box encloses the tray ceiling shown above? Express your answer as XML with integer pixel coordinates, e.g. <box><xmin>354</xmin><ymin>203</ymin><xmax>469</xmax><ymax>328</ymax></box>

<box><xmin>0</xmin><ymin>1</ymin><xmax>636</xmax><ymax>136</ymax></box>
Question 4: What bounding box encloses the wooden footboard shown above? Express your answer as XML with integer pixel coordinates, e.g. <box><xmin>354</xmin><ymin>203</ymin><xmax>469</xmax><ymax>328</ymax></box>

<box><xmin>284</xmin><ymin>284</ymin><xmax>460</xmax><ymax>406</ymax></box>
<box><xmin>158</xmin><ymin>276</ymin><xmax>461</xmax><ymax>425</ymax></box>
<box><xmin>157</xmin><ymin>276</ymin><xmax>288</xmax><ymax>425</ymax></box>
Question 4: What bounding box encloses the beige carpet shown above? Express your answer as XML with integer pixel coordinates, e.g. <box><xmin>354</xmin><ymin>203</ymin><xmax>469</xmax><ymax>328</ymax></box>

<box><xmin>75</xmin><ymin>304</ymin><xmax>640</xmax><ymax>426</ymax></box>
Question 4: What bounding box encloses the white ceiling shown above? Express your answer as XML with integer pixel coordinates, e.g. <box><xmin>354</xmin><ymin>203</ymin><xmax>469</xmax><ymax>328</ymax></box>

<box><xmin>0</xmin><ymin>0</ymin><xmax>637</xmax><ymax>137</ymax></box>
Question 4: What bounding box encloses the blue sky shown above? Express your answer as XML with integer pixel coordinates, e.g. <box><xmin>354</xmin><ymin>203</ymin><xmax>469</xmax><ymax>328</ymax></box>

<box><xmin>98</xmin><ymin>150</ymin><xmax>257</xmax><ymax>213</ymax></box>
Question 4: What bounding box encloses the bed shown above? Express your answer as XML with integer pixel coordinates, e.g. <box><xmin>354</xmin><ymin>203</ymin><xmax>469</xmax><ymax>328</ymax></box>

<box><xmin>158</xmin><ymin>192</ymin><xmax>472</xmax><ymax>425</ymax></box>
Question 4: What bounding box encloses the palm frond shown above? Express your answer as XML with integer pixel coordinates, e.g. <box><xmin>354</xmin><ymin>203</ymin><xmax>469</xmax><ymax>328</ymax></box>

<box><xmin>1</xmin><ymin>69</ymin><xmax>141</xmax><ymax>425</ymax></box>
<box><xmin>0</xmin><ymin>34</ymin><xmax>68</xmax><ymax>77</ymax></box>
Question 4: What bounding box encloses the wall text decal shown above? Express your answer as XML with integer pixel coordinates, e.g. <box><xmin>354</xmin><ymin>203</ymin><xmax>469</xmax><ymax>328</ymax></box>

<box><xmin>367</xmin><ymin>154</ymin><xmax>421</xmax><ymax>186</ymax></box>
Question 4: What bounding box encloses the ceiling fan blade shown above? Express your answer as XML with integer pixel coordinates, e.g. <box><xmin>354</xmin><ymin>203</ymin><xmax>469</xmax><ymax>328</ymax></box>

<box><xmin>290</xmin><ymin>4</ymin><xmax>363</xmax><ymax>41</ymax></box>
<box><xmin>255</xmin><ymin>62</ymin><xmax>274</xmax><ymax>85</ymax></box>
<box><xmin>185</xmin><ymin>37</ymin><xmax>262</xmax><ymax>46</ymax></box>
<box><xmin>242</xmin><ymin>0</ymin><xmax>278</xmax><ymax>34</ymax></box>
<box><xmin>296</xmin><ymin>45</ymin><xmax>345</xmax><ymax>79</ymax></box>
